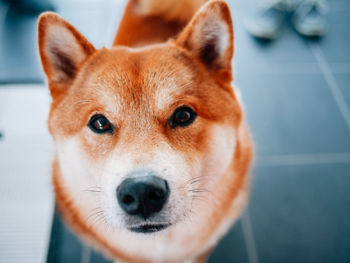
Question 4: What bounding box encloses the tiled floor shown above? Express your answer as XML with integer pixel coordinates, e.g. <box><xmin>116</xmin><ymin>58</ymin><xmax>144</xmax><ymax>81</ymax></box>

<box><xmin>0</xmin><ymin>0</ymin><xmax>350</xmax><ymax>262</ymax></box>
<box><xmin>249</xmin><ymin>163</ymin><xmax>350</xmax><ymax>263</ymax></box>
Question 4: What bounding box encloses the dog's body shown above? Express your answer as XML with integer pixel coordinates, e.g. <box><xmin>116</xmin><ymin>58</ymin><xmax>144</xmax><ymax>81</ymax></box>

<box><xmin>38</xmin><ymin>0</ymin><xmax>253</xmax><ymax>262</ymax></box>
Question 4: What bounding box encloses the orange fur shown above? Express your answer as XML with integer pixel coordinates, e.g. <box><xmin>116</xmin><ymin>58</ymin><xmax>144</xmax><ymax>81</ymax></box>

<box><xmin>135</xmin><ymin>0</ymin><xmax>208</xmax><ymax>22</ymax></box>
<box><xmin>38</xmin><ymin>0</ymin><xmax>253</xmax><ymax>262</ymax></box>
<box><xmin>113</xmin><ymin>0</ymin><xmax>185</xmax><ymax>47</ymax></box>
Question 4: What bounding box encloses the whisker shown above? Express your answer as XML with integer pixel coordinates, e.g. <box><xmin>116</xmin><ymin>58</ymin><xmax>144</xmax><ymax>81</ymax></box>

<box><xmin>91</xmin><ymin>212</ymin><xmax>107</xmax><ymax>227</ymax></box>
<box><xmin>94</xmin><ymin>213</ymin><xmax>107</xmax><ymax>228</ymax></box>
<box><xmin>86</xmin><ymin>186</ymin><xmax>102</xmax><ymax>190</ymax></box>
<box><xmin>191</xmin><ymin>195</ymin><xmax>209</xmax><ymax>203</ymax></box>
<box><xmin>87</xmin><ymin>210</ymin><xmax>104</xmax><ymax>223</ymax></box>
<box><xmin>86</xmin><ymin>206</ymin><xmax>105</xmax><ymax>225</ymax></box>
<box><xmin>84</xmin><ymin>190</ymin><xmax>101</xmax><ymax>193</ymax></box>
<box><xmin>188</xmin><ymin>187</ymin><xmax>214</xmax><ymax>196</ymax></box>
<box><xmin>185</xmin><ymin>175</ymin><xmax>211</xmax><ymax>185</ymax></box>
<box><xmin>82</xmin><ymin>186</ymin><xmax>102</xmax><ymax>195</ymax></box>
<box><xmin>189</xmin><ymin>176</ymin><xmax>213</xmax><ymax>185</ymax></box>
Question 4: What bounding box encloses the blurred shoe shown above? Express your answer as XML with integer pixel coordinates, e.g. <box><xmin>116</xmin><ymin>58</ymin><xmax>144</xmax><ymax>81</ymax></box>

<box><xmin>5</xmin><ymin>0</ymin><xmax>55</xmax><ymax>15</ymax></box>
<box><xmin>292</xmin><ymin>0</ymin><xmax>328</xmax><ymax>37</ymax></box>
<box><xmin>245</xmin><ymin>0</ymin><xmax>288</xmax><ymax>40</ymax></box>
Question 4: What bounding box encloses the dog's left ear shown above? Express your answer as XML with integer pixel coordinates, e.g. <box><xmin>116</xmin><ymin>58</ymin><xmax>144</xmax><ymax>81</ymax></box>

<box><xmin>38</xmin><ymin>12</ymin><xmax>96</xmax><ymax>98</ymax></box>
<box><xmin>176</xmin><ymin>0</ymin><xmax>233</xmax><ymax>78</ymax></box>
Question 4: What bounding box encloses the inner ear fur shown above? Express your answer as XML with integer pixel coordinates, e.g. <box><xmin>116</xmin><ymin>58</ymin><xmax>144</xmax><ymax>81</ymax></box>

<box><xmin>38</xmin><ymin>12</ymin><xmax>96</xmax><ymax>98</ymax></box>
<box><xmin>176</xmin><ymin>0</ymin><xmax>234</xmax><ymax>75</ymax></box>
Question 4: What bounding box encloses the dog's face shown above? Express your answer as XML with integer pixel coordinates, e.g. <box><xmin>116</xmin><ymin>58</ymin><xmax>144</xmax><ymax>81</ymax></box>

<box><xmin>39</xmin><ymin>1</ymin><xmax>243</xmax><ymax>258</ymax></box>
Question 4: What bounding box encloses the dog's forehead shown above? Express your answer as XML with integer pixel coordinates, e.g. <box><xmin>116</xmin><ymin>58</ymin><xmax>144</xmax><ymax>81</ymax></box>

<box><xmin>80</xmin><ymin>45</ymin><xmax>196</xmax><ymax>111</ymax></box>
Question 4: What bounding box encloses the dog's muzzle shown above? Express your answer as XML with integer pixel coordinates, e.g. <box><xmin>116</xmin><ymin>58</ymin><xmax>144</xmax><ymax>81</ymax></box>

<box><xmin>116</xmin><ymin>170</ymin><xmax>170</xmax><ymax>233</ymax></box>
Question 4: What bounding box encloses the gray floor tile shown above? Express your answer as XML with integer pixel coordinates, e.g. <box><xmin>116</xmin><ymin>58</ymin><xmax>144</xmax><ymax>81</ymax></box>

<box><xmin>335</xmin><ymin>73</ymin><xmax>350</xmax><ymax>111</ymax></box>
<box><xmin>58</xmin><ymin>223</ymin><xmax>84</xmax><ymax>263</ymax></box>
<box><xmin>208</xmin><ymin>220</ymin><xmax>249</xmax><ymax>263</ymax></box>
<box><xmin>90</xmin><ymin>249</ymin><xmax>112</xmax><ymax>263</ymax></box>
<box><xmin>318</xmin><ymin>2</ymin><xmax>350</xmax><ymax>63</ymax></box>
<box><xmin>47</xmin><ymin>211</ymin><xmax>83</xmax><ymax>263</ymax></box>
<box><xmin>249</xmin><ymin>163</ymin><xmax>350</xmax><ymax>263</ymax></box>
<box><xmin>236</xmin><ymin>73</ymin><xmax>350</xmax><ymax>155</ymax></box>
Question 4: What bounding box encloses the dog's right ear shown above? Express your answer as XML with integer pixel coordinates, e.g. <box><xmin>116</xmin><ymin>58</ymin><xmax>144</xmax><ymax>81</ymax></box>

<box><xmin>175</xmin><ymin>0</ymin><xmax>234</xmax><ymax>82</ymax></box>
<box><xmin>38</xmin><ymin>12</ymin><xmax>96</xmax><ymax>98</ymax></box>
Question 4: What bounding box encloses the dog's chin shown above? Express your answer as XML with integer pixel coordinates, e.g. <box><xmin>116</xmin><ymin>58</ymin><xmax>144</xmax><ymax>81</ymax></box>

<box><xmin>128</xmin><ymin>223</ymin><xmax>171</xmax><ymax>234</ymax></box>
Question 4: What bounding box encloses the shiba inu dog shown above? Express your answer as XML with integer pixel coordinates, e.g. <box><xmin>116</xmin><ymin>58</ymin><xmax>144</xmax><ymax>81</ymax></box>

<box><xmin>38</xmin><ymin>0</ymin><xmax>253</xmax><ymax>262</ymax></box>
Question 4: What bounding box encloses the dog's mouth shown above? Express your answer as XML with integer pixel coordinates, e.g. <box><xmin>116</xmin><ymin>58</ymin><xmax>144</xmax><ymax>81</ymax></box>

<box><xmin>128</xmin><ymin>223</ymin><xmax>170</xmax><ymax>233</ymax></box>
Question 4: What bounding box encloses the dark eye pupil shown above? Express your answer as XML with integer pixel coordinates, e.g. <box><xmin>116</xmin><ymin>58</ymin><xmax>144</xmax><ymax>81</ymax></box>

<box><xmin>170</xmin><ymin>106</ymin><xmax>196</xmax><ymax>128</ymax></box>
<box><xmin>88</xmin><ymin>114</ymin><xmax>113</xmax><ymax>134</ymax></box>
<box><xmin>94</xmin><ymin>117</ymin><xmax>109</xmax><ymax>130</ymax></box>
<box><xmin>175</xmin><ymin>110</ymin><xmax>191</xmax><ymax>123</ymax></box>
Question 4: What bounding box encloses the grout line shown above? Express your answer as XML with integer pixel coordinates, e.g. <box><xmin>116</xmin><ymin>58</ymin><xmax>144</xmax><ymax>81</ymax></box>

<box><xmin>81</xmin><ymin>244</ymin><xmax>91</xmax><ymax>263</ymax></box>
<box><xmin>241</xmin><ymin>212</ymin><xmax>259</xmax><ymax>263</ymax></box>
<box><xmin>309</xmin><ymin>43</ymin><xmax>350</xmax><ymax>132</ymax></box>
<box><xmin>256</xmin><ymin>153</ymin><xmax>350</xmax><ymax>166</ymax></box>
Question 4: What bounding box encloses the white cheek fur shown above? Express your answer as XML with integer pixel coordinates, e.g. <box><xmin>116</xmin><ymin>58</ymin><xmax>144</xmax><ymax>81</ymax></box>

<box><xmin>204</xmin><ymin>125</ymin><xmax>236</xmax><ymax>179</ymax></box>
<box><xmin>55</xmin><ymin>136</ymin><xmax>101</xmax><ymax>218</ymax></box>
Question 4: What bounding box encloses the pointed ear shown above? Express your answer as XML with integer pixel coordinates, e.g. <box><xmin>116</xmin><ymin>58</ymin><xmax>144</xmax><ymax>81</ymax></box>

<box><xmin>175</xmin><ymin>0</ymin><xmax>234</xmax><ymax>75</ymax></box>
<box><xmin>38</xmin><ymin>12</ymin><xmax>96</xmax><ymax>98</ymax></box>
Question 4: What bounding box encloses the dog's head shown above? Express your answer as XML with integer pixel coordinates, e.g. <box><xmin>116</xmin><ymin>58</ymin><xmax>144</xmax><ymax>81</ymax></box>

<box><xmin>39</xmin><ymin>0</ymin><xmax>243</xmax><ymax>256</ymax></box>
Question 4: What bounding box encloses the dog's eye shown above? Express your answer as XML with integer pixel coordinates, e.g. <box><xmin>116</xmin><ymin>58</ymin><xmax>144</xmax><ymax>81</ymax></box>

<box><xmin>88</xmin><ymin>114</ymin><xmax>113</xmax><ymax>134</ymax></box>
<box><xmin>169</xmin><ymin>106</ymin><xmax>197</xmax><ymax>128</ymax></box>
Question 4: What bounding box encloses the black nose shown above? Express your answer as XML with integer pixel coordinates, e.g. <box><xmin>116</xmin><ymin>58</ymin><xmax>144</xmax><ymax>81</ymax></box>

<box><xmin>116</xmin><ymin>172</ymin><xmax>170</xmax><ymax>219</ymax></box>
